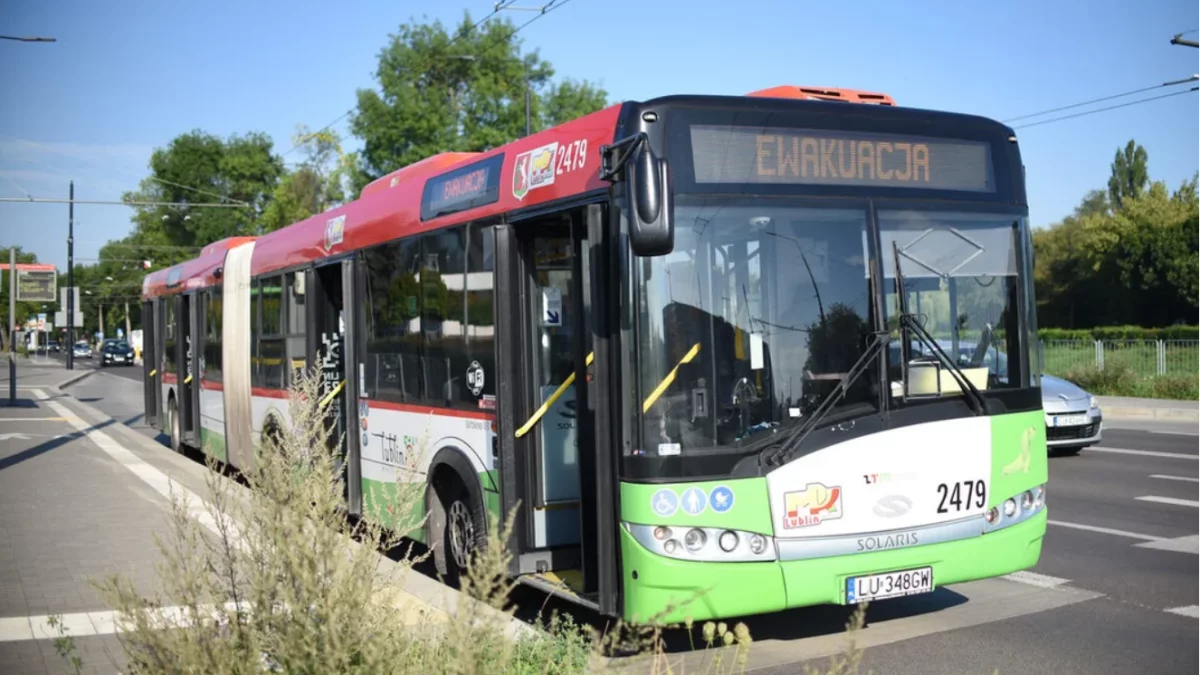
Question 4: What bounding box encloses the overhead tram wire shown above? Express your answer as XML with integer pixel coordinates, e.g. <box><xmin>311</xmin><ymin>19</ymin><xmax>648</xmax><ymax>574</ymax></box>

<box><xmin>278</xmin><ymin>1</ymin><xmax>526</xmax><ymax>160</ymax></box>
<box><xmin>1002</xmin><ymin>75</ymin><xmax>1199</xmax><ymax>124</ymax></box>
<box><xmin>279</xmin><ymin>0</ymin><xmax>578</xmax><ymax>159</ymax></box>
<box><xmin>1012</xmin><ymin>87</ymin><xmax>1198</xmax><ymax>129</ymax></box>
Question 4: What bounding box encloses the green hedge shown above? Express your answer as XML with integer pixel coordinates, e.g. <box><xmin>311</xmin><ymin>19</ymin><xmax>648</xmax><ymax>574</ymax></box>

<box><xmin>1038</xmin><ymin>325</ymin><xmax>1199</xmax><ymax>341</ymax></box>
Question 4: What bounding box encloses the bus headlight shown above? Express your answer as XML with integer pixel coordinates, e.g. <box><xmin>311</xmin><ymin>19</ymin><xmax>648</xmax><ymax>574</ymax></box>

<box><xmin>984</xmin><ymin>483</ymin><xmax>1047</xmax><ymax>533</ymax></box>
<box><xmin>624</xmin><ymin>523</ymin><xmax>776</xmax><ymax>562</ymax></box>
<box><xmin>718</xmin><ymin>530</ymin><xmax>738</xmax><ymax>552</ymax></box>
<box><xmin>748</xmin><ymin>533</ymin><xmax>768</xmax><ymax>555</ymax></box>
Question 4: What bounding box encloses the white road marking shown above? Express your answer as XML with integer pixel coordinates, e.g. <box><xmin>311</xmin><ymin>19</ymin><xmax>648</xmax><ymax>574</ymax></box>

<box><xmin>1090</xmin><ymin>447</ymin><xmax>1198</xmax><ymax>460</ymax></box>
<box><xmin>1136</xmin><ymin>535</ymin><xmax>1199</xmax><ymax>555</ymax></box>
<box><xmin>1135</xmin><ymin>496</ymin><xmax>1200</xmax><ymax>508</ymax></box>
<box><xmin>1164</xmin><ymin>605</ymin><xmax>1200</xmax><ymax>618</ymax></box>
<box><xmin>1048</xmin><ymin>519</ymin><xmax>1162</xmax><ymax>541</ymax></box>
<box><xmin>1151</xmin><ymin>430</ymin><xmax>1200</xmax><ymax>437</ymax></box>
<box><xmin>1003</xmin><ymin>571</ymin><xmax>1071</xmax><ymax>589</ymax></box>
<box><xmin>0</xmin><ymin>603</ymin><xmax>244</xmax><ymax>642</ymax></box>
<box><xmin>1149</xmin><ymin>474</ymin><xmax>1199</xmax><ymax>483</ymax></box>
<box><xmin>39</xmin><ymin>392</ymin><xmax>239</xmax><ymax>543</ymax></box>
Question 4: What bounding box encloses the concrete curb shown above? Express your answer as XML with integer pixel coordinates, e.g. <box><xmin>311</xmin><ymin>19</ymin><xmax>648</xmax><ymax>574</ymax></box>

<box><xmin>56</xmin><ymin>369</ymin><xmax>95</xmax><ymax>390</ymax></box>
<box><xmin>50</xmin><ymin>377</ymin><xmax>541</xmax><ymax>643</ymax></box>
<box><xmin>1101</xmin><ymin>406</ymin><xmax>1199</xmax><ymax>422</ymax></box>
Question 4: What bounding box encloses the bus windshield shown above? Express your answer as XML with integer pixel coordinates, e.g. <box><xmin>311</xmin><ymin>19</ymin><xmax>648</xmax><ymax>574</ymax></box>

<box><xmin>632</xmin><ymin>198</ymin><xmax>1036</xmax><ymax>467</ymax></box>
<box><xmin>881</xmin><ymin>209</ymin><xmax>1036</xmax><ymax>394</ymax></box>
<box><xmin>633</xmin><ymin>198</ymin><xmax>877</xmax><ymax>460</ymax></box>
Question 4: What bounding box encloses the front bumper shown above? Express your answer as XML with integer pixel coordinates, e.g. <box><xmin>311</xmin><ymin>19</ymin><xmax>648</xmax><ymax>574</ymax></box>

<box><xmin>619</xmin><ymin>510</ymin><xmax>1047</xmax><ymax>624</ymax></box>
<box><xmin>1044</xmin><ymin>409</ymin><xmax>1103</xmax><ymax>448</ymax></box>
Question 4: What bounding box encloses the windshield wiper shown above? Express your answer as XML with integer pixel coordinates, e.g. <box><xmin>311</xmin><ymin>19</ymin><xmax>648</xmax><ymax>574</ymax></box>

<box><xmin>762</xmin><ymin>330</ymin><xmax>890</xmax><ymax>468</ymax></box>
<box><xmin>891</xmin><ymin>241</ymin><xmax>987</xmax><ymax>416</ymax></box>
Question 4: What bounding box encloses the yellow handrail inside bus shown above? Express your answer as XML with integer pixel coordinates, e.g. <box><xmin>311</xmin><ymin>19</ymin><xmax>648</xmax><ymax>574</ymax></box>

<box><xmin>642</xmin><ymin>343</ymin><xmax>701</xmax><ymax>413</ymax></box>
<box><xmin>319</xmin><ymin>379</ymin><xmax>346</xmax><ymax>408</ymax></box>
<box><xmin>515</xmin><ymin>352</ymin><xmax>594</xmax><ymax>438</ymax></box>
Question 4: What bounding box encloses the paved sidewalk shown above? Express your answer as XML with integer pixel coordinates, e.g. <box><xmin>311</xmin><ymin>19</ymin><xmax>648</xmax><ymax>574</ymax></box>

<box><xmin>1</xmin><ymin>364</ymin><xmax>535</xmax><ymax>674</ymax></box>
<box><xmin>1</xmin><ymin>368</ymin><xmax>137</xmax><ymax>674</ymax></box>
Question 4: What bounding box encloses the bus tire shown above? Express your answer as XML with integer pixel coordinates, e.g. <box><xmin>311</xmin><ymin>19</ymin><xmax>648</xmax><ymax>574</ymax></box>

<box><xmin>430</xmin><ymin>468</ymin><xmax>485</xmax><ymax>583</ymax></box>
<box><xmin>168</xmin><ymin>396</ymin><xmax>182</xmax><ymax>454</ymax></box>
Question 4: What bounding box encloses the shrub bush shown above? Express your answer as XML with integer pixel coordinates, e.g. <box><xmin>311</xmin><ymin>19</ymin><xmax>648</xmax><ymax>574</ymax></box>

<box><xmin>1061</xmin><ymin>364</ymin><xmax>1198</xmax><ymax>400</ymax></box>
<box><xmin>1039</xmin><ymin>325</ymin><xmax>1199</xmax><ymax>341</ymax></box>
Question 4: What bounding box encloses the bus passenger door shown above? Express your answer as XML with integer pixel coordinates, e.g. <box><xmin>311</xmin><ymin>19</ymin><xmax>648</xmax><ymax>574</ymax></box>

<box><xmin>496</xmin><ymin>209</ymin><xmax>594</xmax><ymax>587</ymax></box>
<box><xmin>179</xmin><ymin>292</ymin><xmax>200</xmax><ymax>448</ymax></box>
<box><xmin>142</xmin><ymin>300</ymin><xmax>159</xmax><ymax>428</ymax></box>
<box><xmin>308</xmin><ymin>260</ymin><xmax>362</xmax><ymax>514</ymax></box>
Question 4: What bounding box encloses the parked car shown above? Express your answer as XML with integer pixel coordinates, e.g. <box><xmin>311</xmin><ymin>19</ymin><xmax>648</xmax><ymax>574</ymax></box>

<box><xmin>72</xmin><ymin>341</ymin><xmax>92</xmax><ymax>359</ymax></box>
<box><xmin>100</xmin><ymin>339</ymin><xmax>136</xmax><ymax>367</ymax></box>
<box><xmin>47</xmin><ymin>339</ymin><xmax>60</xmax><ymax>353</ymax></box>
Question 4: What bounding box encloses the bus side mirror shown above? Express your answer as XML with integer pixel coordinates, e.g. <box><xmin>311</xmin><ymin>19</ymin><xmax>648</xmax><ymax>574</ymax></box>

<box><xmin>627</xmin><ymin>144</ymin><xmax>674</xmax><ymax>256</ymax></box>
<box><xmin>601</xmin><ymin>133</ymin><xmax>674</xmax><ymax>257</ymax></box>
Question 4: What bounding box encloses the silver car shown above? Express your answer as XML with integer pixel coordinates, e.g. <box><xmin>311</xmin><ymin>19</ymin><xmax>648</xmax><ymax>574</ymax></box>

<box><xmin>1040</xmin><ymin>374</ymin><xmax>1103</xmax><ymax>455</ymax></box>
<box><xmin>891</xmin><ymin>339</ymin><xmax>1102</xmax><ymax>455</ymax></box>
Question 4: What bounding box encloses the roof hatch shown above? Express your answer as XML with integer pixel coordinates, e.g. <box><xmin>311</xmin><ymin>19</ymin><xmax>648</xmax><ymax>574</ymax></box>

<box><xmin>746</xmin><ymin>85</ymin><xmax>896</xmax><ymax>106</ymax></box>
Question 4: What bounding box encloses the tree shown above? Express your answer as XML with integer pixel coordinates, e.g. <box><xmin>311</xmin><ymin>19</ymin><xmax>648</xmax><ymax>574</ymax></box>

<box><xmin>348</xmin><ymin>12</ymin><xmax>608</xmax><ymax>194</ymax></box>
<box><xmin>1034</xmin><ymin>168</ymin><xmax>1198</xmax><ymax>329</ymax></box>
<box><xmin>122</xmin><ymin>130</ymin><xmax>284</xmax><ymax>248</ymax></box>
<box><xmin>259</xmin><ymin>125</ymin><xmax>351</xmax><ymax>233</ymax></box>
<box><xmin>1108</xmin><ymin>139</ymin><xmax>1149</xmax><ymax>208</ymax></box>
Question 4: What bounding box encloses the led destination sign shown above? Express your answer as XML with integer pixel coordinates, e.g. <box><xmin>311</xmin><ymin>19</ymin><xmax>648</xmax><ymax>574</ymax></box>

<box><xmin>689</xmin><ymin>125</ymin><xmax>994</xmax><ymax>192</ymax></box>
<box><xmin>421</xmin><ymin>154</ymin><xmax>505</xmax><ymax>221</ymax></box>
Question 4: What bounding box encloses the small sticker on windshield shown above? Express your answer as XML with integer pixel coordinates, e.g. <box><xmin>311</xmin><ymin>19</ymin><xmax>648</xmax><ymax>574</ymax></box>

<box><xmin>750</xmin><ymin>332</ymin><xmax>764</xmax><ymax>370</ymax></box>
<box><xmin>658</xmin><ymin>443</ymin><xmax>681</xmax><ymax>456</ymax></box>
<box><xmin>789</xmin><ymin>407</ymin><xmax>802</xmax><ymax>418</ymax></box>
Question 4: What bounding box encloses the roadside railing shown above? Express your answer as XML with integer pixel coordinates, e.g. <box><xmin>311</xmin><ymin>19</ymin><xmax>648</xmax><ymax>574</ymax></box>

<box><xmin>1040</xmin><ymin>340</ymin><xmax>1199</xmax><ymax>378</ymax></box>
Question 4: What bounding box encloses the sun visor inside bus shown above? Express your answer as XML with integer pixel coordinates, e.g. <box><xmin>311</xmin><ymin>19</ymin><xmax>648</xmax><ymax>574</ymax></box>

<box><xmin>864</xmin><ymin>221</ymin><xmax>1019</xmax><ymax>280</ymax></box>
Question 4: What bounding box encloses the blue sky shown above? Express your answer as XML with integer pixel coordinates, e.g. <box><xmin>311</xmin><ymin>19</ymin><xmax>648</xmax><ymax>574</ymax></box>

<box><xmin>2</xmin><ymin>0</ymin><xmax>1196</xmax><ymax>271</ymax></box>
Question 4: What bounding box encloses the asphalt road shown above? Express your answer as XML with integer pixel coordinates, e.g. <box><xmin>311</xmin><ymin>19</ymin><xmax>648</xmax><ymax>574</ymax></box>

<box><xmin>61</xmin><ymin>370</ymin><xmax>1199</xmax><ymax>675</ymax></box>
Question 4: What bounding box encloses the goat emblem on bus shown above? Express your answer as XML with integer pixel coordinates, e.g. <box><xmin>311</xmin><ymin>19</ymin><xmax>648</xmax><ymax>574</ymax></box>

<box><xmin>324</xmin><ymin>215</ymin><xmax>345</xmax><ymax>251</ymax></box>
<box><xmin>512</xmin><ymin>142</ymin><xmax>557</xmax><ymax>200</ymax></box>
<box><xmin>783</xmin><ymin>483</ymin><xmax>843</xmax><ymax>529</ymax></box>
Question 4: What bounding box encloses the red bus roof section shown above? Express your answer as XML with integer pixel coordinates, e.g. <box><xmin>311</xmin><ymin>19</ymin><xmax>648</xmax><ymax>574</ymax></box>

<box><xmin>141</xmin><ymin>86</ymin><xmax>907</xmax><ymax>299</ymax></box>
<box><xmin>358</xmin><ymin>152</ymin><xmax>481</xmax><ymax>199</ymax></box>
<box><xmin>247</xmin><ymin>103</ymin><xmax>623</xmax><ymax>278</ymax></box>
<box><xmin>143</xmin><ymin>236</ymin><xmax>256</xmax><ymax>298</ymax></box>
<box><xmin>747</xmin><ymin>85</ymin><xmax>896</xmax><ymax>106</ymax></box>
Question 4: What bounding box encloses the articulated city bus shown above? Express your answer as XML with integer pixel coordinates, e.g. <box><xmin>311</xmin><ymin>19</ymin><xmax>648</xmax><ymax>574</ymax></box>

<box><xmin>142</xmin><ymin>84</ymin><xmax>1048</xmax><ymax>623</ymax></box>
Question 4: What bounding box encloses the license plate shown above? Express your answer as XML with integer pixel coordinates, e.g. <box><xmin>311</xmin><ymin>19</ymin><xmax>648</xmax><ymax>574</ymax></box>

<box><xmin>846</xmin><ymin>566</ymin><xmax>933</xmax><ymax>603</ymax></box>
<box><xmin>1051</xmin><ymin>414</ymin><xmax>1088</xmax><ymax>427</ymax></box>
